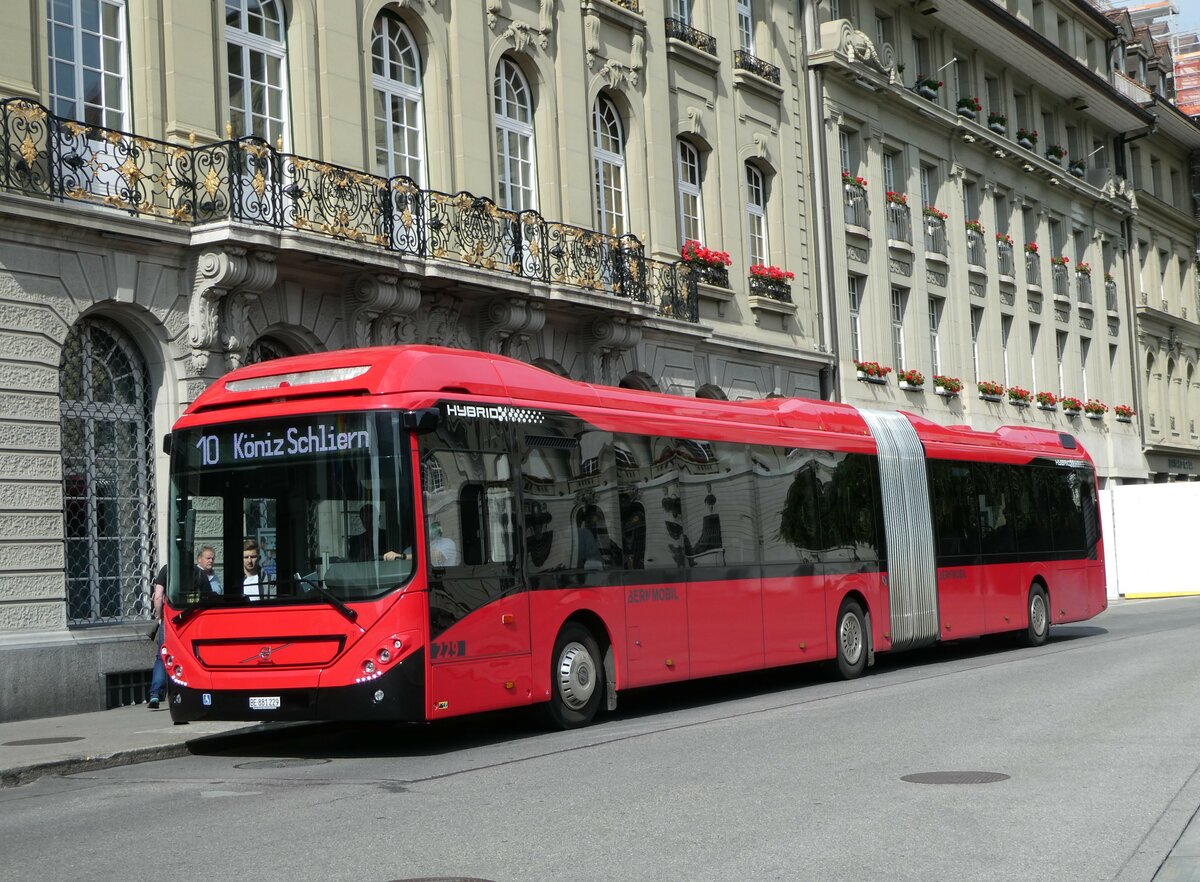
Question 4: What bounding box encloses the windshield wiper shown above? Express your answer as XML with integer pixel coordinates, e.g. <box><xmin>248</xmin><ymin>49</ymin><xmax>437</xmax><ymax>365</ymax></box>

<box><xmin>293</xmin><ymin>572</ymin><xmax>358</xmax><ymax>623</ymax></box>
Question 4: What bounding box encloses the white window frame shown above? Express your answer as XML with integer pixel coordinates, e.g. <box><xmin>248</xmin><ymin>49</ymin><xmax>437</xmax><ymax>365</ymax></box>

<box><xmin>883</xmin><ymin>152</ymin><xmax>896</xmax><ymax>193</ymax></box>
<box><xmin>372</xmin><ymin>13</ymin><xmax>426</xmax><ymax>184</ymax></box>
<box><xmin>225</xmin><ymin>0</ymin><xmax>289</xmax><ymax>147</ymax></box>
<box><xmin>670</xmin><ymin>0</ymin><xmax>691</xmax><ymax>24</ymax></box>
<box><xmin>1056</xmin><ymin>330</ymin><xmax>1068</xmax><ymax>394</ymax></box>
<box><xmin>892</xmin><ymin>287</ymin><xmax>907</xmax><ymax>369</ymax></box>
<box><xmin>48</xmin><ymin>0</ymin><xmax>129</xmax><ymax>130</ymax></box>
<box><xmin>1000</xmin><ymin>314</ymin><xmax>1013</xmax><ymax>386</ymax></box>
<box><xmin>929</xmin><ymin>297</ymin><xmax>942</xmax><ymax>377</ymax></box>
<box><xmin>745</xmin><ymin>164</ymin><xmax>768</xmax><ymax>267</ymax></box>
<box><xmin>736</xmin><ymin>0</ymin><xmax>755</xmax><ymax>54</ymax></box>
<box><xmin>971</xmin><ymin>306</ymin><xmax>984</xmax><ymax>381</ymax></box>
<box><xmin>1080</xmin><ymin>336</ymin><xmax>1090</xmax><ymax>400</ymax></box>
<box><xmin>494</xmin><ymin>57</ymin><xmax>536</xmax><ymax>211</ymax></box>
<box><xmin>676</xmin><ymin>139</ymin><xmax>703</xmax><ymax>245</ymax></box>
<box><xmin>848</xmin><ymin>276</ymin><xmax>863</xmax><ymax>364</ymax></box>
<box><xmin>592</xmin><ymin>95</ymin><xmax>627</xmax><ymax>235</ymax></box>
<box><xmin>1029</xmin><ymin>322</ymin><xmax>1040</xmax><ymax>392</ymax></box>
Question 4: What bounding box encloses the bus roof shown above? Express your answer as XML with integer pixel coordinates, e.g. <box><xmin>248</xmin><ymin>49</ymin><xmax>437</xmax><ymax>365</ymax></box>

<box><xmin>182</xmin><ymin>345</ymin><xmax>1090</xmax><ymax>463</ymax></box>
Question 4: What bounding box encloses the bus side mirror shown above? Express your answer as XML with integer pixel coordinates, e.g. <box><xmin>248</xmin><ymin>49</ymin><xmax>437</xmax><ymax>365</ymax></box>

<box><xmin>403</xmin><ymin>408</ymin><xmax>440</xmax><ymax>434</ymax></box>
<box><xmin>162</xmin><ymin>433</ymin><xmax>173</xmax><ymax>455</ymax></box>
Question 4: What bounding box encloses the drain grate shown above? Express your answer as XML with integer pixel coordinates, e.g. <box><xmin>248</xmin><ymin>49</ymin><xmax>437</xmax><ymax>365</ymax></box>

<box><xmin>3</xmin><ymin>737</ymin><xmax>86</xmax><ymax>747</ymax></box>
<box><xmin>234</xmin><ymin>758</ymin><xmax>331</xmax><ymax>770</ymax></box>
<box><xmin>902</xmin><ymin>771</ymin><xmax>1011</xmax><ymax>785</ymax></box>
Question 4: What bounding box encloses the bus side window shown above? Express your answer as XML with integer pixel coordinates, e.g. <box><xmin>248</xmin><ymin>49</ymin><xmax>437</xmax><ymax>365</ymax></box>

<box><xmin>424</xmin><ymin>450</ymin><xmax>513</xmax><ymax>568</ymax></box>
<box><xmin>929</xmin><ymin>460</ymin><xmax>979</xmax><ymax>560</ymax></box>
<box><xmin>974</xmin><ymin>463</ymin><xmax>1014</xmax><ymax>556</ymax></box>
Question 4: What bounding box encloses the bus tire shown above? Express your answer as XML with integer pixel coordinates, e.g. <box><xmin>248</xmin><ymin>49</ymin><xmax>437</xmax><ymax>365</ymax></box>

<box><xmin>835</xmin><ymin>600</ymin><xmax>868</xmax><ymax>680</ymax></box>
<box><xmin>546</xmin><ymin>623</ymin><xmax>604</xmax><ymax>729</ymax></box>
<box><xmin>1021</xmin><ymin>584</ymin><xmax>1049</xmax><ymax>647</ymax></box>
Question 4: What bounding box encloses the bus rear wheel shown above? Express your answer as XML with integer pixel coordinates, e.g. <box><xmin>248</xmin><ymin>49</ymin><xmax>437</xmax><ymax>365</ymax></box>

<box><xmin>546</xmin><ymin>623</ymin><xmax>604</xmax><ymax>729</ymax></box>
<box><xmin>1020</xmin><ymin>585</ymin><xmax>1049</xmax><ymax>647</ymax></box>
<box><xmin>835</xmin><ymin>600</ymin><xmax>867</xmax><ymax>680</ymax></box>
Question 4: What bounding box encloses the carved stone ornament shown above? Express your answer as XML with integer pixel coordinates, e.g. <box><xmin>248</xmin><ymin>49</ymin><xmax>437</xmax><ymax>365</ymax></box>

<box><xmin>822</xmin><ymin>20</ymin><xmax>895</xmax><ymax>80</ymax></box>
<box><xmin>420</xmin><ymin>294</ymin><xmax>472</xmax><ymax>349</ymax></box>
<box><xmin>189</xmin><ymin>247</ymin><xmax>277</xmax><ymax>374</ymax></box>
<box><xmin>479</xmin><ymin>297</ymin><xmax>547</xmax><ymax>357</ymax></box>
<box><xmin>583</xmin><ymin>315</ymin><xmax>642</xmax><ymax>384</ymax></box>
<box><xmin>600</xmin><ymin>60</ymin><xmax>638</xmax><ymax>89</ymax></box>
<box><xmin>346</xmin><ymin>273</ymin><xmax>422</xmax><ymax>348</ymax></box>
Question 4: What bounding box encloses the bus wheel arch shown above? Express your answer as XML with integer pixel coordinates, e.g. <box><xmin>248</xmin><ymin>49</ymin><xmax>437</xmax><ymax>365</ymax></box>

<box><xmin>1021</xmin><ymin>580</ymin><xmax>1050</xmax><ymax>647</ymax></box>
<box><xmin>834</xmin><ymin>594</ymin><xmax>870</xmax><ymax>680</ymax></box>
<box><xmin>545</xmin><ymin>614</ymin><xmax>611</xmax><ymax>729</ymax></box>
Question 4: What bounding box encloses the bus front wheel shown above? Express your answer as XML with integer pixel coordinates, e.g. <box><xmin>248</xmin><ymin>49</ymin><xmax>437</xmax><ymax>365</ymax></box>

<box><xmin>546</xmin><ymin>623</ymin><xmax>604</xmax><ymax>729</ymax></box>
<box><xmin>835</xmin><ymin>600</ymin><xmax>867</xmax><ymax>680</ymax></box>
<box><xmin>1020</xmin><ymin>585</ymin><xmax>1049</xmax><ymax>647</ymax></box>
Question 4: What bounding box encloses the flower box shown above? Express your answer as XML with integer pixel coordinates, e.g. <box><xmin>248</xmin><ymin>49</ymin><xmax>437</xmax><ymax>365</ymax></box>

<box><xmin>1085</xmin><ymin>411</ymin><xmax>1104</xmax><ymax>420</ymax></box>
<box><xmin>855</xmin><ymin>361</ymin><xmax>893</xmax><ymax>385</ymax></box>
<box><xmin>689</xmin><ymin>263</ymin><xmax>730</xmax><ymax>288</ymax></box>
<box><xmin>748</xmin><ymin>275</ymin><xmax>792</xmax><ymax>302</ymax></box>
<box><xmin>1115</xmin><ymin>414</ymin><xmax>1133</xmax><ymax>423</ymax></box>
<box><xmin>1062</xmin><ymin>407</ymin><xmax>1082</xmax><ymax>417</ymax></box>
<box><xmin>934</xmin><ymin>386</ymin><xmax>959</xmax><ymax>398</ymax></box>
<box><xmin>1017</xmin><ymin>137</ymin><xmax>1035</xmax><ymax>150</ymax></box>
<box><xmin>1037</xmin><ymin>403</ymin><xmax>1056</xmax><ymax>411</ymax></box>
<box><xmin>899</xmin><ymin>380</ymin><xmax>923</xmax><ymax>391</ymax></box>
<box><xmin>858</xmin><ymin>371</ymin><xmax>888</xmax><ymax>385</ymax></box>
<box><xmin>979</xmin><ymin>393</ymin><xmax>1004</xmax><ymax>403</ymax></box>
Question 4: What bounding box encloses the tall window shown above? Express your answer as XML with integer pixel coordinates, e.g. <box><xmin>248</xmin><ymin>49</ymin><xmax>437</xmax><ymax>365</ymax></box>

<box><xmin>920</xmin><ymin>165</ymin><xmax>935</xmax><ymax>208</ymax></box>
<box><xmin>494</xmin><ymin>58</ymin><xmax>536</xmax><ymax>211</ymax></box>
<box><xmin>736</xmin><ymin>0</ymin><xmax>754</xmax><ymax>54</ymax></box>
<box><xmin>48</xmin><ymin>0</ymin><xmax>129</xmax><ymax>129</ymax></box>
<box><xmin>1080</xmin><ymin>336</ymin><xmax>1090</xmax><ymax>400</ymax></box>
<box><xmin>592</xmin><ymin>95</ymin><xmax>627</xmax><ymax>234</ymax></box>
<box><xmin>372</xmin><ymin>14</ymin><xmax>425</xmax><ymax>183</ymax></box>
<box><xmin>848</xmin><ymin>276</ymin><xmax>863</xmax><ymax>364</ymax></box>
<box><xmin>929</xmin><ymin>297</ymin><xmax>943</xmax><ymax>376</ymax></box>
<box><xmin>61</xmin><ymin>317</ymin><xmax>155</xmax><ymax>625</ymax></box>
<box><xmin>911</xmin><ymin>35</ymin><xmax>931</xmax><ymax>78</ymax></box>
<box><xmin>670</xmin><ymin>0</ymin><xmax>691</xmax><ymax>24</ymax></box>
<box><xmin>1056</xmin><ymin>330</ymin><xmax>1068</xmax><ymax>393</ymax></box>
<box><xmin>971</xmin><ymin>306</ymin><xmax>984</xmax><ymax>381</ymax></box>
<box><xmin>891</xmin><ymin>287</ymin><xmax>908</xmax><ymax>369</ymax></box>
<box><xmin>1000</xmin><ymin>314</ymin><xmax>1013</xmax><ymax>386</ymax></box>
<box><xmin>225</xmin><ymin>0</ymin><xmax>288</xmax><ymax>145</ymax></box>
<box><xmin>745</xmin><ymin>164</ymin><xmax>768</xmax><ymax>267</ymax></box>
<box><xmin>1029</xmin><ymin>323</ymin><xmax>1040</xmax><ymax>391</ymax></box>
<box><xmin>676</xmin><ymin>139</ymin><xmax>703</xmax><ymax>244</ymax></box>
<box><xmin>953</xmin><ymin>57</ymin><xmax>971</xmax><ymax>106</ymax></box>
<box><xmin>883</xmin><ymin>151</ymin><xmax>897</xmax><ymax>193</ymax></box>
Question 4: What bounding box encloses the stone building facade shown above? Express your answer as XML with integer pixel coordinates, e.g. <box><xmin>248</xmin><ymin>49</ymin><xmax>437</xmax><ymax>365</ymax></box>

<box><xmin>0</xmin><ymin>0</ymin><xmax>824</xmax><ymax>720</ymax></box>
<box><xmin>805</xmin><ymin>0</ymin><xmax>1200</xmax><ymax>485</ymax></box>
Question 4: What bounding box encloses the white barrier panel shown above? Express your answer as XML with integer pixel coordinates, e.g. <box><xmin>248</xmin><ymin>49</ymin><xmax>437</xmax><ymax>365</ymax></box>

<box><xmin>1100</xmin><ymin>483</ymin><xmax>1200</xmax><ymax>599</ymax></box>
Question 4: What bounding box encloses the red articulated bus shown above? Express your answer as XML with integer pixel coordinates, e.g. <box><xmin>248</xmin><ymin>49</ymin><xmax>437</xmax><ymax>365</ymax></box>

<box><xmin>162</xmin><ymin>345</ymin><xmax>1105</xmax><ymax>727</ymax></box>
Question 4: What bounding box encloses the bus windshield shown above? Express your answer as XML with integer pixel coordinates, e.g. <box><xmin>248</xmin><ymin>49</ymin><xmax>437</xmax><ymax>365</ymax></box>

<box><xmin>168</xmin><ymin>411</ymin><xmax>415</xmax><ymax>609</ymax></box>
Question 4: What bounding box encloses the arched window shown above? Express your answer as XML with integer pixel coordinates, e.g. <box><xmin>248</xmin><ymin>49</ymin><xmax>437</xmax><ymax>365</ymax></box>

<box><xmin>676</xmin><ymin>139</ymin><xmax>703</xmax><ymax>245</ymax></box>
<box><xmin>745</xmin><ymin>163</ymin><xmax>768</xmax><ymax>267</ymax></box>
<box><xmin>60</xmin><ymin>317</ymin><xmax>155</xmax><ymax>625</ymax></box>
<box><xmin>225</xmin><ymin>0</ymin><xmax>288</xmax><ymax>145</ymax></box>
<box><xmin>245</xmin><ymin>336</ymin><xmax>292</xmax><ymax>365</ymax></box>
<box><xmin>48</xmin><ymin>0</ymin><xmax>129</xmax><ymax>129</ymax></box>
<box><xmin>371</xmin><ymin>13</ymin><xmax>425</xmax><ymax>183</ymax></box>
<box><xmin>592</xmin><ymin>95</ymin><xmax>627</xmax><ymax>235</ymax></box>
<box><xmin>494</xmin><ymin>58</ymin><xmax>537</xmax><ymax>211</ymax></box>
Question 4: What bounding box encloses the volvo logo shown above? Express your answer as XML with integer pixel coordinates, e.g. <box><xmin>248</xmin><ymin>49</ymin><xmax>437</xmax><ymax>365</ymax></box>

<box><xmin>259</xmin><ymin>646</ymin><xmax>273</xmax><ymax>662</ymax></box>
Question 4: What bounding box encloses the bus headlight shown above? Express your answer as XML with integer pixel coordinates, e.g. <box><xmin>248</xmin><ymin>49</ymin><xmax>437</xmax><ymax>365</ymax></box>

<box><xmin>362</xmin><ymin>659</ymin><xmax>376</xmax><ymax>675</ymax></box>
<box><xmin>377</xmin><ymin>647</ymin><xmax>391</xmax><ymax>664</ymax></box>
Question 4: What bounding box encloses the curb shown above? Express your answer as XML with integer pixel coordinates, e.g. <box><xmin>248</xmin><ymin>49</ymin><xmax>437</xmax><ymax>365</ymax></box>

<box><xmin>0</xmin><ymin>722</ymin><xmax>292</xmax><ymax>789</ymax></box>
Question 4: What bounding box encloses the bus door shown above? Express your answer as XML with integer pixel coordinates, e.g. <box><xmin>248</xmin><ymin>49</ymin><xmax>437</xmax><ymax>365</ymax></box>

<box><xmin>1039</xmin><ymin>464</ymin><xmax>1096</xmax><ymax>623</ymax></box>
<box><xmin>929</xmin><ymin>460</ymin><xmax>986</xmax><ymax>638</ymax></box>
<box><xmin>679</xmin><ymin>440</ymin><xmax>764</xmax><ymax>678</ymax></box>
<box><xmin>618</xmin><ymin>435</ymin><xmax>690</xmax><ymax>687</ymax></box>
<box><xmin>420</xmin><ymin>417</ymin><xmax>530</xmax><ymax>717</ymax></box>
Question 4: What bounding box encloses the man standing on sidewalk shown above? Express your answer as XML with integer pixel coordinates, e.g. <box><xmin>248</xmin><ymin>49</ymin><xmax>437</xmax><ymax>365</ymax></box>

<box><xmin>148</xmin><ymin>565</ymin><xmax>168</xmax><ymax>709</ymax></box>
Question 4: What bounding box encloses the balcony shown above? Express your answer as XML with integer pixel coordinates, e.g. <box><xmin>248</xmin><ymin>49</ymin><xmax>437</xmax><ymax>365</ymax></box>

<box><xmin>1106</xmin><ymin>279</ymin><xmax>1119</xmax><ymax>312</ymax></box>
<box><xmin>1077</xmin><ymin>273</ymin><xmax>1093</xmax><ymax>307</ymax></box>
<box><xmin>734</xmin><ymin>50</ymin><xmax>780</xmax><ymax>84</ymax></box>
<box><xmin>0</xmin><ymin>97</ymin><xmax>698</xmax><ymax>322</ymax></box>
<box><xmin>1113</xmin><ymin>70</ymin><xmax>1153</xmax><ymax>105</ymax></box>
<box><xmin>1026</xmin><ymin>253</ymin><xmax>1041</xmax><ymax>289</ymax></box>
<box><xmin>844</xmin><ymin>185</ymin><xmax>868</xmax><ymax>229</ymax></box>
<box><xmin>885</xmin><ymin>202</ymin><xmax>911</xmax><ymax>245</ymax></box>
<box><xmin>748</xmin><ymin>275</ymin><xmax>793</xmax><ymax>302</ymax></box>
<box><xmin>923</xmin><ymin>216</ymin><xmax>947</xmax><ymax>257</ymax></box>
<box><xmin>966</xmin><ymin>229</ymin><xmax>985</xmax><ymax>268</ymax></box>
<box><xmin>1052</xmin><ymin>263</ymin><xmax>1070</xmax><ymax>300</ymax></box>
<box><xmin>997</xmin><ymin>241</ymin><xmax>1015</xmax><ymax>278</ymax></box>
<box><xmin>665</xmin><ymin>17</ymin><xmax>717</xmax><ymax>56</ymax></box>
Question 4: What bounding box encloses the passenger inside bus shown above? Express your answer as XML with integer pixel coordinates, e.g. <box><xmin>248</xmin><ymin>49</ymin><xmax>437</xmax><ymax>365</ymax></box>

<box><xmin>429</xmin><ymin>520</ymin><xmax>458</xmax><ymax>566</ymax></box>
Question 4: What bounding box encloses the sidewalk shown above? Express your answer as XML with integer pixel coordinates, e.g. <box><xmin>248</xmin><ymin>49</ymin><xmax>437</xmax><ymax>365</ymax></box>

<box><xmin>0</xmin><ymin>702</ymin><xmax>284</xmax><ymax>788</ymax></box>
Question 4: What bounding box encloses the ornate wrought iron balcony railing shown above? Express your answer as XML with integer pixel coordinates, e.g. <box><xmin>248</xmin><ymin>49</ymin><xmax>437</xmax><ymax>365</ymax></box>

<box><xmin>665</xmin><ymin>17</ymin><xmax>717</xmax><ymax>56</ymax></box>
<box><xmin>733</xmin><ymin>50</ymin><xmax>780</xmax><ymax>84</ymax></box>
<box><xmin>1106</xmin><ymin>279</ymin><xmax>1119</xmax><ymax>312</ymax></box>
<box><xmin>607</xmin><ymin>0</ymin><xmax>641</xmax><ymax>11</ymax></box>
<box><xmin>0</xmin><ymin>98</ymin><xmax>698</xmax><ymax>322</ymax></box>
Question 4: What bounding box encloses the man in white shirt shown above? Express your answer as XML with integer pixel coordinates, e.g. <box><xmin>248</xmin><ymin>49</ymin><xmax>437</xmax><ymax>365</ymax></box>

<box><xmin>429</xmin><ymin>520</ymin><xmax>459</xmax><ymax>566</ymax></box>
<box><xmin>240</xmin><ymin>538</ymin><xmax>271</xmax><ymax>599</ymax></box>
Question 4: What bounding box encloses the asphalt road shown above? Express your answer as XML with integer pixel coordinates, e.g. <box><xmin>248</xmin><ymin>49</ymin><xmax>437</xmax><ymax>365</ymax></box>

<box><xmin>2</xmin><ymin>597</ymin><xmax>1199</xmax><ymax>882</ymax></box>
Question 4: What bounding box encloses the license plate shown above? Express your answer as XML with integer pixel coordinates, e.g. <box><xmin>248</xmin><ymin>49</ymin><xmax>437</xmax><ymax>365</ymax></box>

<box><xmin>249</xmin><ymin>696</ymin><xmax>281</xmax><ymax>710</ymax></box>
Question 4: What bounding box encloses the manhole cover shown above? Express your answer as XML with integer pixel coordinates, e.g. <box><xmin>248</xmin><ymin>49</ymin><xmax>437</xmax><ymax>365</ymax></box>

<box><xmin>3</xmin><ymin>737</ymin><xmax>86</xmax><ymax>746</ymax></box>
<box><xmin>234</xmin><ymin>758</ymin><xmax>331</xmax><ymax>770</ymax></box>
<box><xmin>902</xmin><ymin>771</ymin><xmax>1010</xmax><ymax>785</ymax></box>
